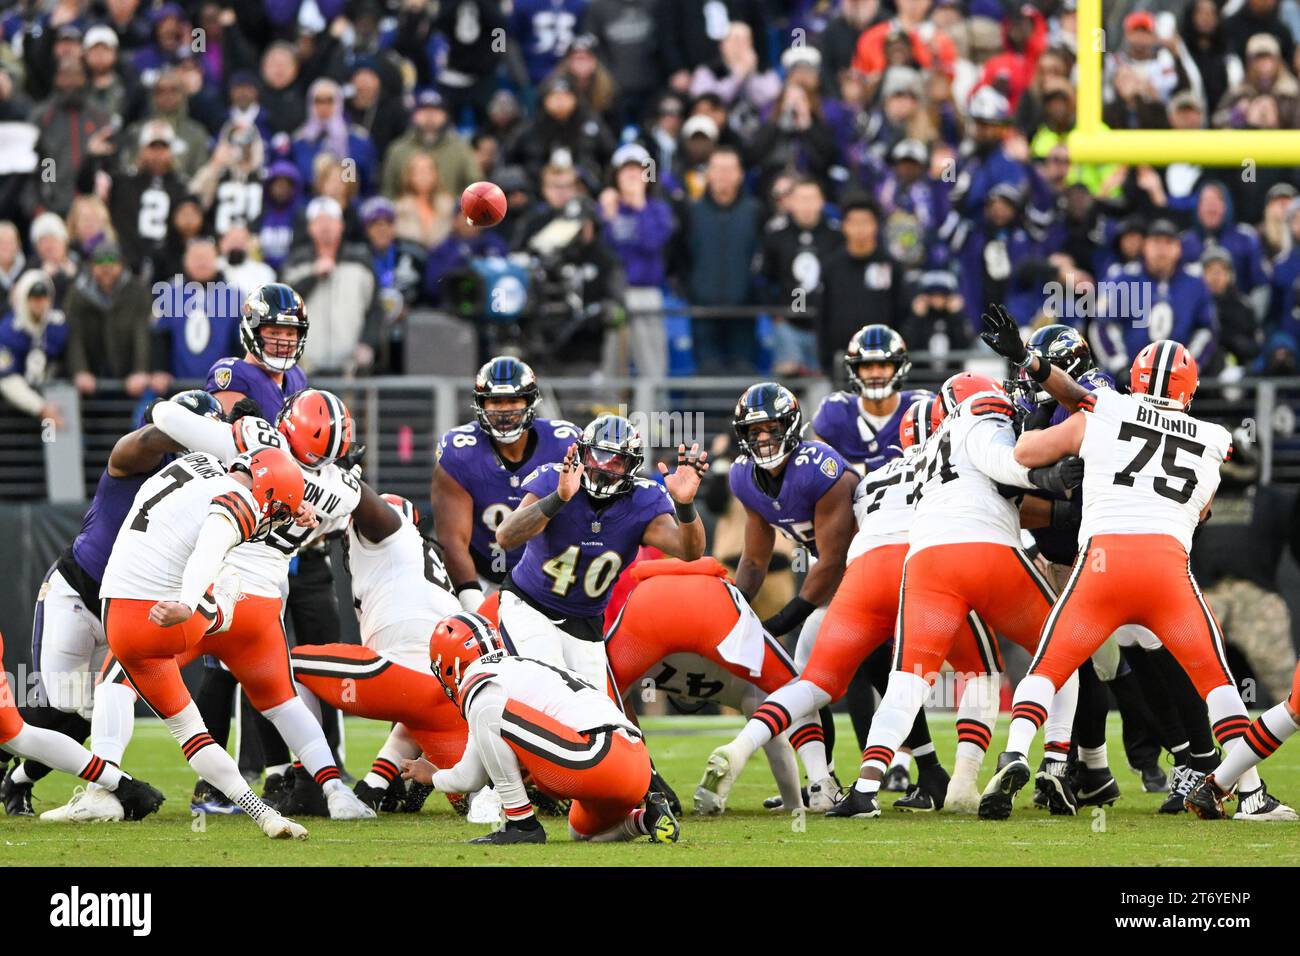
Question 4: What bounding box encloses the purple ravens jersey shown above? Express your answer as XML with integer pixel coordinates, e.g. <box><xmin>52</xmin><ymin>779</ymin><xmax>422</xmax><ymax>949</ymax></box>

<box><xmin>436</xmin><ymin>418</ymin><xmax>580</xmax><ymax>580</ymax></box>
<box><xmin>206</xmin><ymin>356</ymin><xmax>309</xmax><ymax>420</ymax></box>
<box><xmin>508</xmin><ymin>464</ymin><xmax>673</xmax><ymax>618</ymax></box>
<box><xmin>1049</xmin><ymin>368</ymin><xmax>1113</xmax><ymax>425</ymax></box>
<box><xmin>812</xmin><ymin>389</ymin><xmax>926</xmax><ymax>474</ymax></box>
<box><xmin>729</xmin><ymin>440</ymin><xmax>848</xmax><ymax>558</ymax></box>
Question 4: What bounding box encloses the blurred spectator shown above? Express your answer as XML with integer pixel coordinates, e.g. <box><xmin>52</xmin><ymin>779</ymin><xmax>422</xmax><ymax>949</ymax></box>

<box><xmin>952</xmin><ymin>183</ymin><xmax>1038</xmax><ymax>332</ymax></box>
<box><xmin>947</xmin><ymin>87</ymin><xmax>1047</xmax><ymax>229</ymax></box>
<box><xmin>1092</xmin><ymin>218</ymin><xmax>1217</xmax><ymax>375</ymax></box>
<box><xmin>257</xmin><ymin>160</ymin><xmax>304</xmax><ymax>272</ymax></box>
<box><xmin>818</xmin><ymin>0</ymin><xmax>882</xmax><ymax>89</ymax></box>
<box><xmin>224</xmin><ymin>71</ymin><xmax>270</xmax><ymax>145</ymax></box>
<box><xmin>1224</xmin><ymin>0</ymin><xmax>1296</xmax><ymax>65</ymax></box>
<box><xmin>1260</xmin><ymin>182</ymin><xmax>1299</xmax><ymax>258</ymax></box>
<box><xmin>689</xmin><ymin>22</ymin><xmax>781</xmax><ymax>124</ymax></box>
<box><xmin>382</xmin><ymin>89</ymin><xmax>482</xmax><ymax>201</ymax></box>
<box><xmin>154</xmin><ymin>194</ymin><xmax>207</xmax><ymax>280</ymax></box>
<box><xmin>258</xmin><ymin>42</ymin><xmax>306</xmax><ymax>138</ymax></box>
<box><xmin>280</xmin><ymin>196</ymin><xmax>382</xmax><ymax>374</ymax></box>
<box><xmin>1215</xmin><ymin>32</ymin><xmax>1300</xmax><ymax>128</ymax></box>
<box><xmin>659</xmin><ymin>0</ymin><xmax>771</xmax><ymax>88</ymax></box>
<box><xmin>424</xmin><ymin>213</ymin><xmax>509</xmax><ymax>308</ymax></box>
<box><xmin>174</xmin><ymin>52</ymin><xmax>226</xmax><ymax>138</ymax></box>
<box><xmin>78</xmin><ymin>118</ymin><xmax>189</xmax><ymax>280</ymax></box>
<box><xmin>0</xmin><ymin>222</ymin><xmax>25</xmax><ymax>301</ymax></box>
<box><xmin>0</xmin><ymin>270</ymin><xmax>67</xmax><ymax>426</ymax></box>
<box><xmin>585</xmin><ymin>0</ymin><xmax>663</xmax><ymax>125</ymax></box>
<box><xmin>149</xmin><ymin>236</ymin><xmax>240</xmax><ymax>384</ymax></box>
<box><xmin>852</xmin><ymin>0</ymin><xmax>958</xmax><ymax>78</ymax></box>
<box><xmin>393</xmin><ymin>152</ymin><xmax>455</xmax><ymax>248</ymax></box>
<box><xmin>506</xmin><ymin>76</ymin><xmax>614</xmax><ymax>185</ymax></box>
<box><xmin>192</xmin><ymin>3</ymin><xmax>257</xmax><ymax>95</ymax></box>
<box><xmin>483</xmin><ymin>90</ymin><xmax>525</xmax><ymax>146</ymax></box>
<box><xmin>1015</xmin><ymin>46</ymin><xmax>1074</xmax><ymax>135</ymax></box>
<box><xmin>1199</xmin><ymin>246</ymin><xmax>1262</xmax><ymax>374</ymax></box>
<box><xmin>676</xmin><ymin>114</ymin><xmax>721</xmax><ymax>201</ymax></box>
<box><xmin>124</xmin><ymin>68</ymin><xmax>212</xmax><ymax>181</ymax></box>
<box><xmin>362</xmin><ymin>195</ymin><xmax>427</xmax><ymax>316</ymax></box>
<box><xmin>346</xmin><ymin>60</ymin><xmax>406</xmax><ymax>157</ymax></box>
<box><xmin>905</xmin><ymin>267</ymin><xmax>969</xmax><ymax>362</ymax></box>
<box><xmin>747</xmin><ymin>80</ymin><xmax>839</xmax><ymax>197</ymax></box>
<box><xmin>682</xmin><ymin>146</ymin><xmax>760</xmax><ymax>375</ymax></box>
<box><xmin>30</xmin><ymin>212</ymin><xmax>78</xmax><ymax>307</ymax></box>
<box><xmin>65</xmin><ymin>195</ymin><xmax>116</xmax><ymax>260</ymax></box>
<box><xmin>22</xmin><ymin>22</ymin><xmax>86</xmax><ymax>104</ymax></box>
<box><xmin>1108</xmin><ymin>12</ymin><xmax>1182</xmax><ymax>105</ymax></box>
<box><xmin>31</xmin><ymin>56</ymin><xmax>113</xmax><ymax>218</ymax></box>
<box><xmin>875</xmin><ymin>138</ymin><xmax>948</xmax><ymax>270</ymax></box>
<box><xmin>853</xmin><ymin>66</ymin><xmax>934</xmax><ymax>184</ymax></box>
<box><xmin>63</xmin><ymin>240</ymin><xmax>151</xmax><ymax>397</ymax></box>
<box><xmin>600</xmin><ymin>143</ymin><xmax>674</xmax><ymax>378</ymax></box>
<box><xmin>549</xmin><ymin>34</ymin><xmax>617</xmax><ymax>120</ymax></box>
<box><xmin>191</xmin><ymin>121</ymin><xmax>266</xmax><ymax>235</ymax></box>
<box><xmin>218</xmin><ymin>223</ymin><xmax>276</xmax><ymax>296</ymax></box>
<box><xmin>292</xmin><ymin>77</ymin><xmax>378</xmax><ymax>196</ymax></box>
<box><xmin>817</xmin><ymin>193</ymin><xmax>904</xmax><ymax>378</ymax></box>
<box><xmin>1181</xmin><ymin>181</ymin><xmax>1270</xmax><ymax>308</ymax></box>
<box><xmin>406</xmin><ymin>0</ymin><xmax>507</xmax><ymax>122</ymax></box>
<box><xmin>515</xmin><ymin>162</ymin><xmax>581</xmax><ymax>250</ymax></box>
<box><xmin>308</xmin><ymin>152</ymin><xmax>364</xmax><ymax>241</ymax></box>
<box><xmin>1104</xmin><ymin>63</ymin><xmax>1169</xmax><ymax>131</ymax></box>
<box><xmin>82</xmin><ymin>24</ymin><xmax>143</xmax><ymax>125</ymax></box>
<box><xmin>104</xmin><ymin>0</ymin><xmax>154</xmax><ymax>54</ymax></box>
<box><xmin>509</xmin><ymin>0</ymin><xmax>591</xmax><ymax>86</ymax></box>
<box><xmin>757</xmin><ymin>178</ymin><xmax>841</xmax><ymax>376</ymax></box>
<box><xmin>1182</xmin><ymin>0</ymin><xmax>1237</xmax><ymax>116</ymax></box>
<box><xmin>974</xmin><ymin>4</ymin><xmax>1047</xmax><ymax>111</ymax></box>
<box><xmin>131</xmin><ymin>3</ymin><xmax>192</xmax><ymax>86</ymax></box>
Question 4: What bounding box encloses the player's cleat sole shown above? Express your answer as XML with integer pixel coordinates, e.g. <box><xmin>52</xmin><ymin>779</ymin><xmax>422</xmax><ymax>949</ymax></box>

<box><xmin>1233</xmin><ymin>783</ymin><xmax>1297</xmax><ymax>821</ymax></box>
<box><xmin>894</xmin><ymin>784</ymin><xmax>937</xmax><ymax>812</ymax></box>
<box><xmin>1159</xmin><ymin>767</ymin><xmax>1203</xmax><ymax>814</ymax></box>
<box><xmin>825</xmin><ymin>786</ymin><xmax>881</xmax><ymax>819</ymax></box>
<box><xmin>644</xmin><ymin>792</ymin><xmax>681</xmax><ymax>844</ymax></box>
<box><xmin>526</xmin><ymin>784</ymin><xmax>571</xmax><ymax>818</ymax></box>
<box><xmin>979</xmin><ymin>752</ymin><xmax>1030</xmax><ymax>821</ymax></box>
<box><xmin>1137</xmin><ymin>764</ymin><xmax>1170</xmax><ymax>793</ymax></box>
<box><xmin>325</xmin><ymin>784</ymin><xmax>377</xmax><ymax>820</ymax></box>
<box><xmin>191</xmin><ymin>780</ymin><xmax>244</xmax><ymax>815</ymax></box>
<box><xmin>444</xmin><ymin>791</ymin><xmax>470</xmax><ymax>816</ymax></box>
<box><xmin>1</xmin><ymin>769</ymin><xmax>34</xmax><ymax>817</ymax></box>
<box><xmin>695</xmin><ymin>745</ymin><xmax>742</xmax><ymax>815</ymax></box>
<box><xmin>1184</xmin><ymin>775</ymin><xmax>1229</xmax><ymax>820</ymax></box>
<box><xmin>882</xmin><ymin>764</ymin><xmax>911</xmax><ymax>793</ymax></box>
<box><xmin>470</xmin><ymin>824</ymin><xmax>547</xmax><ymax>844</ymax></box>
<box><xmin>1072</xmin><ymin>768</ymin><xmax>1121</xmax><ymax>808</ymax></box>
<box><xmin>806</xmin><ymin>777</ymin><xmax>844</xmax><ymax>812</ymax></box>
<box><xmin>1035</xmin><ymin>766</ymin><xmax>1078</xmax><ymax>816</ymax></box>
<box><xmin>260</xmin><ymin>813</ymin><xmax>309</xmax><ymax>840</ymax></box>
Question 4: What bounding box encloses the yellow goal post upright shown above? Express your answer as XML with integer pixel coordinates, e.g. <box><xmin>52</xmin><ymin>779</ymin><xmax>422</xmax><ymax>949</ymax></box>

<box><xmin>1068</xmin><ymin>0</ymin><xmax>1300</xmax><ymax>166</ymax></box>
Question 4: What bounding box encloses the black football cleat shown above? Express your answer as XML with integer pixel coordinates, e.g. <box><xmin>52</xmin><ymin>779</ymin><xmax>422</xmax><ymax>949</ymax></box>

<box><xmin>1184</xmin><ymin>774</ymin><xmax>1229</xmax><ymax>820</ymax></box>
<box><xmin>353</xmin><ymin>780</ymin><xmax>386</xmax><ymax>811</ymax></box>
<box><xmin>894</xmin><ymin>784</ymin><xmax>937</xmax><ymax>812</ymax></box>
<box><xmin>979</xmin><ymin>752</ymin><xmax>1031</xmax><ymax>820</ymax></box>
<box><xmin>648</xmin><ymin>766</ymin><xmax>681</xmax><ymax>815</ymax></box>
<box><xmin>882</xmin><ymin>764</ymin><xmax>911</xmax><ymax>793</ymax></box>
<box><xmin>115</xmin><ymin>776</ymin><xmax>166</xmax><ymax>821</ymax></box>
<box><xmin>1035</xmin><ymin>760</ymin><xmax>1078</xmax><ymax>816</ymax></box>
<box><xmin>1072</xmin><ymin>767</ymin><xmax>1121</xmax><ymax>807</ymax></box>
<box><xmin>1</xmin><ymin>767</ymin><xmax>34</xmax><ymax>817</ymax></box>
<box><xmin>825</xmin><ymin>786</ymin><xmax>881</xmax><ymax>819</ymax></box>
<box><xmin>278</xmin><ymin>766</ymin><xmax>329</xmax><ymax>817</ymax></box>
<box><xmin>644</xmin><ymin>792</ymin><xmax>681</xmax><ymax>843</ymax></box>
<box><xmin>917</xmin><ymin>762</ymin><xmax>950</xmax><ymax>810</ymax></box>
<box><xmin>379</xmin><ymin>778</ymin><xmax>407</xmax><ymax>813</ymax></box>
<box><xmin>261</xmin><ymin>771</ymin><xmax>291</xmax><ymax>811</ymax></box>
<box><xmin>1136</xmin><ymin>763</ymin><xmax>1169</xmax><ymax>793</ymax></box>
<box><xmin>1159</xmin><ymin>766</ymin><xmax>1203</xmax><ymax>814</ymax></box>
<box><xmin>191</xmin><ymin>779</ymin><xmax>242</xmax><ymax>815</ymax></box>
<box><xmin>402</xmin><ymin>781</ymin><xmax>436</xmax><ymax>813</ymax></box>
<box><xmin>470</xmin><ymin>822</ymin><xmax>547</xmax><ymax>844</ymax></box>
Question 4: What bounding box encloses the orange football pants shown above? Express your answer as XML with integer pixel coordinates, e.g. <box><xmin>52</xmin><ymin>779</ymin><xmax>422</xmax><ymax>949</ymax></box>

<box><xmin>0</xmin><ymin>631</ymin><xmax>24</xmax><ymax>744</ymax></box>
<box><xmin>895</xmin><ymin>542</ymin><xmax>1055</xmax><ymax>682</ymax></box>
<box><xmin>1028</xmin><ymin>534</ymin><xmax>1235</xmax><ymax>697</ymax></box>
<box><xmin>500</xmin><ymin>699</ymin><xmax>651</xmax><ymax>837</ymax></box>
<box><xmin>290</xmin><ymin>643</ymin><xmax>468</xmax><ymax>767</ymax></box>
<box><xmin>104</xmin><ymin>594</ymin><xmax>296</xmax><ymax>719</ymax></box>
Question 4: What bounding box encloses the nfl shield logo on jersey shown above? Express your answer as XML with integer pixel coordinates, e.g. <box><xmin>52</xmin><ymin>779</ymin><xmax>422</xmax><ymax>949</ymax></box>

<box><xmin>214</xmin><ymin>366</ymin><xmax>233</xmax><ymax>389</ymax></box>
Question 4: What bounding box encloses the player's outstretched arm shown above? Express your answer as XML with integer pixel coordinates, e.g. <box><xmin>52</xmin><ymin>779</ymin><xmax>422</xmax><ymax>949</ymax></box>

<box><xmin>496</xmin><ymin>444</ymin><xmax>583</xmax><ymax>552</ymax></box>
<box><xmin>352</xmin><ymin>480</ymin><xmax>403</xmax><ymax>544</ymax></box>
<box><xmin>980</xmin><ymin>303</ymin><xmax>1089</xmax><ymax>412</ymax></box>
<box><xmin>733</xmin><ymin>506</ymin><xmax>776</xmax><ymax>604</ymax></box>
<box><xmin>107</xmin><ymin>425</ymin><xmax>184</xmax><ymax>478</ymax></box>
<box><xmin>645</xmin><ymin>442</ymin><xmax>710</xmax><ymax>561</ymax></box>
<box><xmin>152</xmin><ymin>399</ymin><xmax>238</xmax><ymax>461</ymax></box>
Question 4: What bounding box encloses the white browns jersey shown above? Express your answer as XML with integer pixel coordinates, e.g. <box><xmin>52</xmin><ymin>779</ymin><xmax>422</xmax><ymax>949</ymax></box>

<box><xmin>907</xmin><ymin>393</ymin><xmax>1034</xmax><ymax>557</ymax></box>
<box><xmin>101</xmin><ymin>453</ymin><xmax>259</xmax><ymax>601</ymax></box>
<box><xmin>847</xmin><ymin>453</ymin><xmax>918</xmax><ymax>561</ymax></box>
<box><xmin>458</xmin><ymin>653</ymin><xmax>640</xmax><ymax>737</ymax></box>
<box><xmin>224</xmin><ymin>417</ymin><xmax>362</xmax><ymax>597</ymax></box>
<box><xmin>1078</xmin><ymin>388</ymin><xmax>1230</xmax><ymax>553</ymax></box>
<box><xmin>343</xmin><ymin>516</ymin><xmax>461</xmax><ymax>647</ymax></box>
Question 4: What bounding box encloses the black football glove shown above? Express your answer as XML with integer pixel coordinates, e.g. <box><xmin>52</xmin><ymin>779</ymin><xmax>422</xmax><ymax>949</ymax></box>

<box><xmin>979</xmin><ymin>303</ymin><xmax>1029</xmax><ymax>365</ymax></box>
<box><xmin>1059</xmin><ymin>455</ymin><xmax>1084</xmax><ymax>490</ymax></box>
<box><xmin>1027</xmin><ymin>456</ymin><xmax>1084</xmax><ymax>496</ymax></box>
<box><xmin>227</xmin><ymin>396</ymin><xmax>263</xmax><ymax>423</ymax></box>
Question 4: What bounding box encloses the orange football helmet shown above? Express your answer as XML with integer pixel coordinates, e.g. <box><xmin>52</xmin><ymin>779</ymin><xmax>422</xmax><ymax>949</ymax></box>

<box><xmin>900</xmin><ymin>395</ymin><xmax>941</xmax><ymax>450</ymax></box>
<box><xmin>381</xmin><ymin>493</ymin><xmax>420</xmax><ymax>526</ymax></box>
<box><xmin>429</xmin><ymin>612</ymin><xmax>505</xmax><ymax>702</ymax></box>
<box><xmin>940</xmin><ymin>372</ymin><xmax>1007</xmax><ymax>413</ymax></box>
<box><xmin>1130</xmin><ymin>340</ymin><xmax>1198</xmax><ymax>410</ymax></box>
<box><xmin>230</xmin><ymin>446</ymin><xmax>305</xmax><ymax>531</ymax></box>
<box><xmin>276</xmin><ymin>389</ymin><xmax>353</xmax><ymax>467</ymax></box>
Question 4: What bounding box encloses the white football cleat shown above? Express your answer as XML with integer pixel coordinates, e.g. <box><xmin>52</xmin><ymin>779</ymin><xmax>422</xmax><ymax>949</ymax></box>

<box><xmin>695</xmin><ymin>743</ymin><xmax>743</xmax><ymax>815</ymax></box>
<box><xmin>1233</xmin><ymin>783</ymin><xmax>1299</xmax><ymax>821</ymax></box>
<box><xmin>467</xmin><ymin>787</ymin><xmax>503</xmax><ymax>824</ymax></box>
<box><xmin>945</xmin><ymin>774</ymin><xmax>982</xmax><ymax>814</ymax></box>
<box><xmin>325</xmin><ymin>783</ymin><xmax>377</xmax><ymax>820</ymax></box>
<box><xmin>41</xmin><ymin>786</ymin><xmax>124</xmax><ymax>823</ymax></box>
<box><xmin>261</xmin><ymin>813</ymin><xmax>309</xmax><ymax>839</ymax></box>
<box><xmin>806</xmin><ymin>776</ymin><xmax>844</xmax><ymax>812</ymax></box>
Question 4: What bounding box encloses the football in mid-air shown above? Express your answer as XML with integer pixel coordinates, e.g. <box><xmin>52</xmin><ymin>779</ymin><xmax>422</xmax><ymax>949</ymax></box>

<box><xmin>461</xmin><ymin>181</ymin><xmax>508</xmax><ymax>227</ymax></box>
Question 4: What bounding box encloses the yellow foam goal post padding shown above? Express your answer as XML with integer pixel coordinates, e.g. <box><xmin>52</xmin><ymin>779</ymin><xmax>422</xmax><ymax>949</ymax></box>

<box><xmin>1067</xmin><ymin>0</ymin><xmax>1300</xmax><ymax>166</ymax></box>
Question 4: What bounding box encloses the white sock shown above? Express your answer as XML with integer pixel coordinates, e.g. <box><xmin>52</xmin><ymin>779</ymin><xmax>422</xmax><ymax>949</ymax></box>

<box><xmin>1212</xmin><ymin>702</ymin><xmax>1299</xmax><ymax>789</ymax></box>
<box><xmin>1042</xmin><ymin>670</ymin><xmax>1078</xmax><ymax>760</ymax></box>
<box><xmin>859</xmin><ymin>671</ymin><xmax>930</xmax><ymax>782</ymax></box>
<box><xmin>1080</xmin><ymin>745</ymin><xmax>1108</xmax><ymax>769</ymax></box>
<box><xmin>8</xmin><ymin>763</ymin><xmax>32</xmax><ymax>786</ymax></box>
<box><xmin>261</xmin><ymin>698</ymin><xmax>338</xmax><ymax>784</ymax></box>
<box><xmin>89</xmin><ymin>682</ymin><xmax>138</xmax><ymax>790</ymax></box>
<box><xmin>762</xmin><ymin>735</ymin><xmax>805</xmax><ymax>810</ymax></box>
<box><xmin>1007</xmin><ymin>675</ymin><xmax>1056</xmax><ymax>755</ymax></box>
<box><xmin>737</xmin><ymin>680</ymin><xmax>828</xmax><ymax>760</ymax></box>
<box><xmin>5</xmin><ymin>724</ymin><xmax>122</xmax><ymax>788</ymax></box>
<box><xmin>363</xmin><ymin>726</ymin><xmax>421</xmax><ymax>790</ymax></box>
<box><xmin>955</xmin><ymin>673</ymin><xmax>1000</xmax><ymax>765</ymax></box>
<box><xmin>162</xmin><ymin>702</ymin><xmax>258</xmax><ymax>811</ymax></box>
<box><xmin>951</xmin><ymin>754</ymin><xmax>982</xmax><ymax>782</ymax></box>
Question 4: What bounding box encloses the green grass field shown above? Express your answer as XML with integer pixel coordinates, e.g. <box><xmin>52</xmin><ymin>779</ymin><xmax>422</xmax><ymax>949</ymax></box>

<box><xmin>3</xmin><ymin>714</ymin><xmax>1297</xmax><ymax>866</ymax></box>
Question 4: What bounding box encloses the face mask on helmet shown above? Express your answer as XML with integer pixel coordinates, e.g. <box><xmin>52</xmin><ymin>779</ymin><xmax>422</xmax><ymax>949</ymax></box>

<box><xmin>475</xmin><ymin>397</ymin><xmax>535</xmax><ymax>442</ymax></box>
<box><xmin>738</xmin><ymin>418</ymin><xmax>798</xmax><ymax>470</ymax></box>
<box><xmin>848</xmin><ymin>359</ymin><xmax>908</xmax><ymax>400</ymax></box>
<box><xmin>579</xmin><ymin>443</ymin><xmax>639</xmax><ymax>498</ymax></box>
<box><xmin>241</xmin><ymin>284</ymin><xmax>308</xmax><ymax>373</ymax></box>
<box><xmin>473</xmin><ymin>357</ymin><xmax>540</xmax><ymax>442</ymax></box>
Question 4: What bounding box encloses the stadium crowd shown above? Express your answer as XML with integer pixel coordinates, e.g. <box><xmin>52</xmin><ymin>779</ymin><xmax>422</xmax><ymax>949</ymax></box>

<box><xmin>2</xmin><ymin>0</ymin><xmax>1300</xmax><ymax>416</ymax></box>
